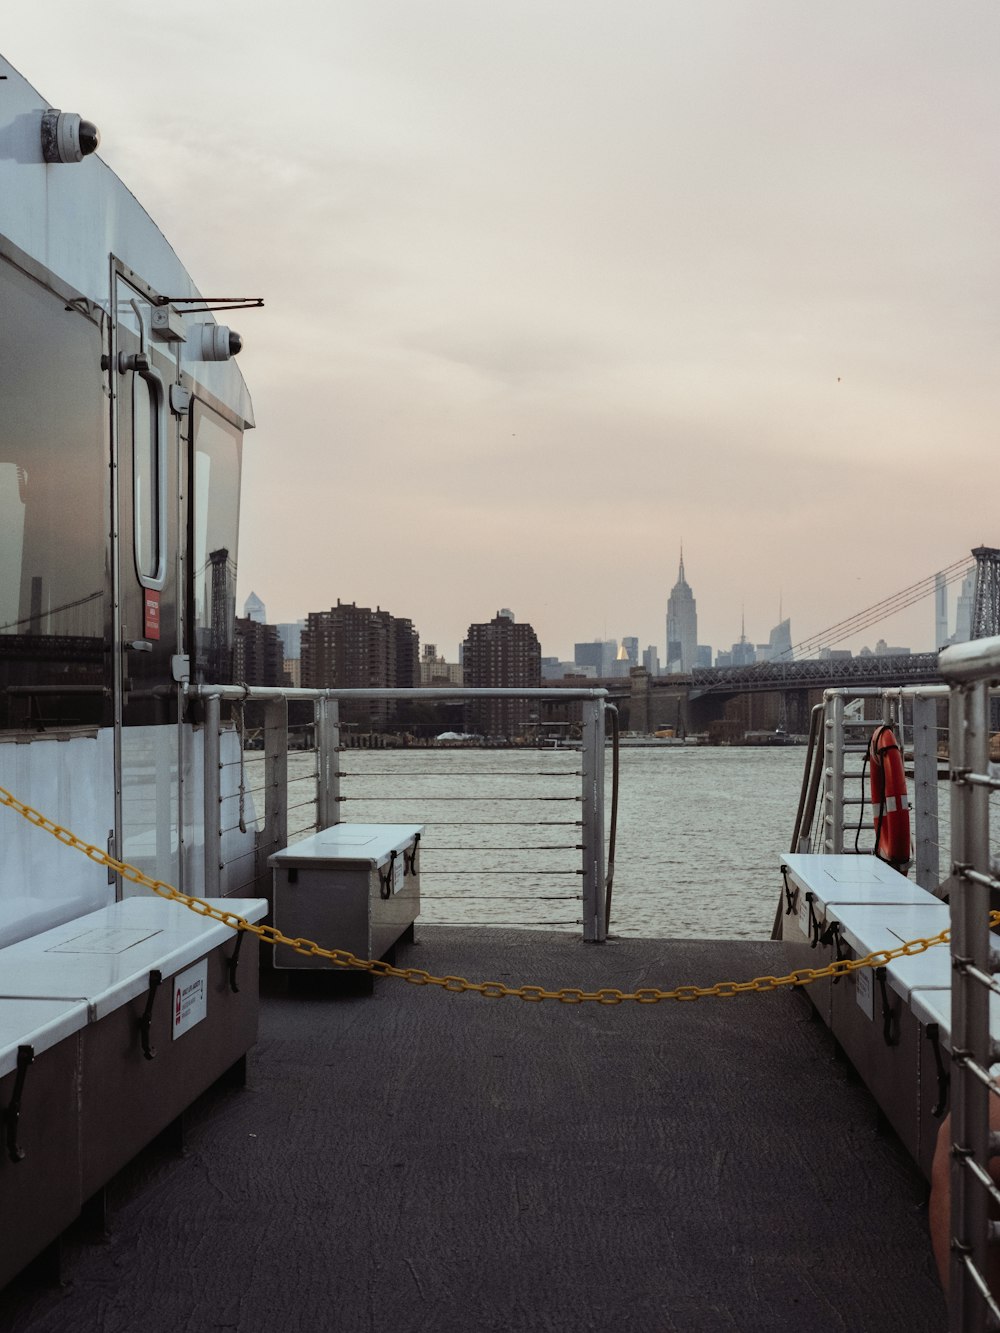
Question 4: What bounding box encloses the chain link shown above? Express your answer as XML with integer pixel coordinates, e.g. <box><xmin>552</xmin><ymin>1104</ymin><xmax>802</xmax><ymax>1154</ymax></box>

<box><xmin>0</xmin><ymin>783</ymin><xmax>983</xmax><ymax>1005</ymax></box>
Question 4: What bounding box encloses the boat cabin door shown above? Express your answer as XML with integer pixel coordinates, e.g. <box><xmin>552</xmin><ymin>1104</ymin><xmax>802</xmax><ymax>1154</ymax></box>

<box><xmin>112</xmin><ymin>270</ymin><xmax>182</xmax><ymax>893</ymax></box>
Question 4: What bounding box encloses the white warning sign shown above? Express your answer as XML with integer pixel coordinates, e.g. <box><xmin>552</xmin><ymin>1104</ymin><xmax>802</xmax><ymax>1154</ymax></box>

<box><xmin>173</xmin><ymin>959</ymin><xmax>208</xmax><ymax>1038</ymax></box>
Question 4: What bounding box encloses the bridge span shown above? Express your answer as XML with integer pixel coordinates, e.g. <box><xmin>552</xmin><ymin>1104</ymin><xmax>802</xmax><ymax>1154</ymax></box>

<box><xmin>568</xmin><ymin>653</ymin><xmax>945</xmax><ymax>738</ymax></box>
<box><xmin>685</xmin><ymin>651</ymin><xmax>941</xmax><ymax>697</ymax></box>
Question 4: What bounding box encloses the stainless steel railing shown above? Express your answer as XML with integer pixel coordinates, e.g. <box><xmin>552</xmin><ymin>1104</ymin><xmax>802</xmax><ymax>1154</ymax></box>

<box><xmin>938</xmin><ymin>637</ymin><xmax>1000</xmax><ymax>1331</ymax></box>
<box><xmin>791</xmin><ymin>685</ymin><xmax>950</xmax><ymax>893</ymax></box>
<box><xmin>193</xmin><ymin>684</ymin><xmax>611</xmax><ymax>942</ymax></box>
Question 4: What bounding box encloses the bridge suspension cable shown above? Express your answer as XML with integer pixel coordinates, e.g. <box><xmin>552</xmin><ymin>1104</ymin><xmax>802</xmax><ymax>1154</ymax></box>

<box><xmin>788</xmin><ymin>556</ymin><xmax>973</xmax><ymax>658</ymax></box>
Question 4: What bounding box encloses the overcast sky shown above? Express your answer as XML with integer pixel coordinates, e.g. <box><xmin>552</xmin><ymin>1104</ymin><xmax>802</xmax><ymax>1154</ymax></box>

<box><xmin>7</xmin><ymin>3</ymin><xmax>998</xmax><ymax>660</ymax></box>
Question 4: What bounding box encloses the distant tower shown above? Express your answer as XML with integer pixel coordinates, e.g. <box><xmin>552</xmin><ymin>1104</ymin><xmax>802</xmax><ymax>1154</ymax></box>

<box><xmin>665</xmin><ymin>548</ymin><xmax>697</xmax><ymax>674</ymax></box>
<box><xmin>954</xmin><ymin>571</ymin><xmax>975</xmax><ymax>644</ymax></box>
<box><xmin>767</xmin><ymin>618</ymin><xmax>793</xmax><ymax>662</ymax></box>
<box><xmin>971</xmin><ymin>547</ymin><xmax>1000</xmax><ymax>640</ymax></box>
<box><xmin>934</xmin><ymin>572</ymin><xmax>949</xmax><ymax>650</ymax></box>
<box><xmin>244</xmin><ymin>591</ymin><xmax>266</xmax><ymax>624</ymax></box>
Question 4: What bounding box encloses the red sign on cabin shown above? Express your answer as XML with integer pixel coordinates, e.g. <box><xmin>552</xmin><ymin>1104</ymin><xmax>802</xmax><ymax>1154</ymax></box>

<box><xmin>144</xmin><ymin>588</ymin><xmax>161</xmax><ymax>640</ymax></box>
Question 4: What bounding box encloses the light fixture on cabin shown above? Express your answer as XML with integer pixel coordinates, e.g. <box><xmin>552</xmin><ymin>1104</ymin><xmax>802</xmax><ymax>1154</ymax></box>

<box><xmin>40</xmin><ymin>109</ymin><xmax>100</xmax><ymax>164</ymax></box>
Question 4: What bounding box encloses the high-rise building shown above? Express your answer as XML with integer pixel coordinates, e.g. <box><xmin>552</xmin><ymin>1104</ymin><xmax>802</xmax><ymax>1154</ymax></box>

<box><xmin>954</xmin><ymin>571</ymin><xmax>976</xmax><ymax>644</ymax></box>
<box><xmin>642</xmin><ymin>645</ymin><xmax>660</xmax><ymax>675</ymax></box>
<box><xmin>274</xmin><ymin>619</ymin><xmax>305</xmax><ymax>689</ymax></box>
<box><xmin>756</xmin><ymin>618</ymin><xmax>792</xmax><ymax>663</ymax></box>
<box><xmin>243</xmin><ymin>591</ymin><xmax>266</xmax><ymax>624</ymax></box>
<box><xmin>301</xmin><ymin>600</ymin><xmax>418</xmax><ymax>729</ymax></box>
<box><xmin>233</xmin><ymin>616</ymin><xmax>287</xmax><ymax>686</ymax></box>
<box><xmin>574</xmin><ymin>640</ymin><xmax>618</xmax><ymax>676</ymax></box>
<box><xmin>274</xmin><ymin>620</ymin><xmax>304</xmax><ymax>658</ymax></box>
<box><xmin>935</xmin><ymin>572</ymin><xmax>949</xmax><ymax>650</ymax></box>
<box><xmin>463</xmin><ymin>610</ymin><xmax>541</xmax><ymax>738</ymax></box>
<box><xmin>420</xmin><ymin>643</ymin><xmax>463</xmax><ymax>685</ymax></box>
<box><xmin>665</xmin><ymin>549</ymin><xmax>697</xmax><ymax>673</ymax></box>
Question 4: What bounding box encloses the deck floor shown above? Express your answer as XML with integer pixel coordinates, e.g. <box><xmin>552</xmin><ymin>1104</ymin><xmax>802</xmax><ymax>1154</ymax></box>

<box><xmin>0</xmin><ymin>930</ymin><xmax>947</xmax><ymax>1332</ymax></box>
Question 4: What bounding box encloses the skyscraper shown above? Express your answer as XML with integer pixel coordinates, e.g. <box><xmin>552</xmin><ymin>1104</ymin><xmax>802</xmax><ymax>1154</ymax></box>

<box><xmin>463</xmin><ymin>610</ymin><xmax>541</xmax><ymax>738</ymax></box>
<box><xmin>934</xmin><ymin>572</ymin><xmax>949</xmax><ymax>650</ymax></box>
<box><xmin>954</xmin><ymin>571</ymin><xmax>975</xmax><ymax>644</ymax></box>
<box><xmin>574</xmin><ymin>640</ymin><xmax>618</xmax><ymax>676</ymax></box>
<box><xmin>665</xmin><ymin>549</ymin><xmax>697</xmax><ymax>674</ymax></box>
<box><xmin>243</xmin><ymin>591</ymin><xmax>266</xmax><ymax>624</ymax></box>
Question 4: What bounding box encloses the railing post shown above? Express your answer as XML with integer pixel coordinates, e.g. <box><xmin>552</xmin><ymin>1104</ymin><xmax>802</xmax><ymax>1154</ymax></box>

<box><xmin>580</xmin><ymin>697</ymin><xmax>607</xmax><ymax>942</ymax></box>
<box><xmin>949</xmin><ymin>679</ymin><xmax>992</xmax><ymax>1329</ymax></box>
<box><xmin>316</xmin><ymin>696</ymin><xmax>341</xmax><ymax>831</ymax></box>
<box><xmin>203</xmin><ymin>693</ymin><xmax>222</xmax><ymax>898</ymax></box>
<box><xmin>263</xmin><ymin>698</ymin><xmax>288</xmax><ymax>883</ymax></box>
<box><xmin>823</xmin><ymin>693</ymin><xmax>844</xmax><ymax>854</ymax></box>
<box><xmin>911</xmin><ymin>693</ymin><xmax>939</xmax><ymax>892</ymax></box>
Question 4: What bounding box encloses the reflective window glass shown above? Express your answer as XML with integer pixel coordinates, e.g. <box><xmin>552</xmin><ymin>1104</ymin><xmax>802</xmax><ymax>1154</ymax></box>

<box><xmin>190</xmin><ymin>402</ymin><xmax>242</xmax><ymax>683</ymax></box>
<box><xmin>133</xmin><ymin>373</ymin><xmax>160</xmax><ymax>581</ymax></box>
<box><xmin>0</xmin><ymin>258</ymin><xmax>107</xmax><ymax>728</ymax></box>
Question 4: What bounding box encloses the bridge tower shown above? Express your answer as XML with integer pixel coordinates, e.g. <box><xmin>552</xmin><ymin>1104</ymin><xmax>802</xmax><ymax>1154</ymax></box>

<box><xmin>971</xmin><ymin>547</ymin><xmax>1000</xmax><ymax>640</ymax></box>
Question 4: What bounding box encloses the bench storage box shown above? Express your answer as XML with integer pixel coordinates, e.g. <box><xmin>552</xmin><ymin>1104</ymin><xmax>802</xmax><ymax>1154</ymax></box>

<box><xmin>269</xmin><ymin>823</ymin><xmax>423</xmax><ymax>972</ymax></box>
<box><xmin>0</xmin><ymin>999</ymin><xmax>89</xmax><ymax>1288</ymax></box>
<box><xmin>0</xmin><ymin>895</ymin><xmax>267</xmax><ymax>1282</ymax></box>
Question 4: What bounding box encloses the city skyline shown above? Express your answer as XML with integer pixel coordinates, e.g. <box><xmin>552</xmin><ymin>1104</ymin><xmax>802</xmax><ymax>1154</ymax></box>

<box><xmin>243</xmin><ymin>547</ymin><xmax>973</xmax><ymax>669</ymax></box>
<box><xmin>8</xmin><ymin>7</ymin><xmax>996</xmax><ymax>665</ymax></box>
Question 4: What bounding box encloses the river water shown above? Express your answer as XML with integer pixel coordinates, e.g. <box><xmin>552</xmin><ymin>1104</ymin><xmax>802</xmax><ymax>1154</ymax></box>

<box><xmin>288</xmin><ymin>745</ymin><xmax>809</xmax><ymax>940</ymax></box>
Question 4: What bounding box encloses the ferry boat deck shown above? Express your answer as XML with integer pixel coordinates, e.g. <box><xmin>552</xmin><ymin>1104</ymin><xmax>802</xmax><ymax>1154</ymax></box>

<box><xmin>0</xmin><ymin>928</ymin><xmax>947</xmax><ymax>1333</ymax></box>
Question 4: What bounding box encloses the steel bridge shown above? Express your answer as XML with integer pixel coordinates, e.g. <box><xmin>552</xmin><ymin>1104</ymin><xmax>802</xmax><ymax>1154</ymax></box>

<box><xmin>685</xmin><ymin>652</ymin><xmax>941</xmax><ymax>698</ymax></box>
<box><xmin>683</xmin><ymin>546</ymin><xmax>1000</xmax><ymax>700</ymax></box>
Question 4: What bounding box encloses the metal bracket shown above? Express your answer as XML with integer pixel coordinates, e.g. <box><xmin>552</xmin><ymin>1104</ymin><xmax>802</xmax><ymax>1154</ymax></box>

<box><xmin>781</xmin><ymin>865</ymin><xmax>798</xmax><ymax>917</ymax></box>
<box><xmin>875</xmin><ymin>967</ymin><xmax>899</xmax><ymax>1047</ymax></box>
<box><xmin>925</xmin><ymin>1023</ymin><xmax>950</xmax><ymax>1118</ymax></box>
<box><xmin>404</xmin><ymin>833</ymin><xmax>420</xmax><ymax>877</ymax></box>
<box><xmin>378</xmin><ymin>849</ymin><xmax>398</xmax><ymax>900</ymax></box>
<box><xmin>227</xmin><ymin>931</ymin><xmax>245</xmax><ymax>994</ymax></box>
<box><xmin>806</xmin><ymin>893</ymin><xmax>821</xmax><ymax>948</ymax></box>
<box><xmin>819</xmin><ymin>921</ymin><xmax>846</xmax><ymax>984</ymax></box>
<box><xmin>4</xmin><ymin>1044</ymin><xmax>35</xmax><ymax>1163</ymax></box>
<box><xmin>140</xmin><ymin>969</ymin><xmax>163</xmax><ymax>1061</ymax></box>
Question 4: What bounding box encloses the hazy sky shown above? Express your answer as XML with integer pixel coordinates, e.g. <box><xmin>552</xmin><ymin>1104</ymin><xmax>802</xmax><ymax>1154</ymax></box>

<box><xmin>7</xmin><ymin>3</ymin><xmax>998</xmax><ymax>660</ymax></box>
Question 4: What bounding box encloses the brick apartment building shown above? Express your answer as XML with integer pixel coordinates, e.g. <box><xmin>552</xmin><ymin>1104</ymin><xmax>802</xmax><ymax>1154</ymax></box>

<box><xmin>301</xmin><ymin>600</ymin><xmax>419</xmax><ymax>730</ymax></box>
<box><xmin>233</xmin><ymin>616</ymin><xmax>289</xmax><ymax>687</ymax></box>
<box><xmin>462</xmin><ymin>609</ymin><xmax>541</xmax><ymax>738</ymax></box>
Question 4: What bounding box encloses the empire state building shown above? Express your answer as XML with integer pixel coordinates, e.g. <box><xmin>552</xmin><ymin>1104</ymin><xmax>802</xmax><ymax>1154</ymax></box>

<box><xmin>666</xmin><ymin>550</ymin><xmax>697</xmax><ymax>674</ymax></box>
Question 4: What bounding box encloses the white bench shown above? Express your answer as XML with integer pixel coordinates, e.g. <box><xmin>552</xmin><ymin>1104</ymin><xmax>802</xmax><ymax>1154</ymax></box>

<box><xmin>0</xmin><ymin>895</ymin><xmax>267</xmax><ymax>1287</ymax></box>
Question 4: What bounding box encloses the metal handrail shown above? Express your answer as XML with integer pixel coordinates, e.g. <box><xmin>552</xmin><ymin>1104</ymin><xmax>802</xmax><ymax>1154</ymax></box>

<box><xmin>939</xmin><ymin>636</ymin><xmax>1000</xmax><ymax>1331</ymax></box>
<box><xmin>191</xmin><ymin>682</ymin><xmax>610</xmax><ymax>942</ymax></box>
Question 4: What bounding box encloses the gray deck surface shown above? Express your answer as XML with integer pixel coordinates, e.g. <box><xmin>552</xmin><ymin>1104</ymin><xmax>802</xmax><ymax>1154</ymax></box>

<box><xmin>0</xmin><ymin>930</ymin><xmax>947</xmax><ymax>1333</ymax></box>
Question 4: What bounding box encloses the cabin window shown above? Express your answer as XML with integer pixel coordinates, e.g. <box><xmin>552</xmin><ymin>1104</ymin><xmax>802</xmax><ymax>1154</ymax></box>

<box><xmin>190</xmin><ymin>401</ymin><xmax>242</xmax><ymax>683</ymax></box>
<box><xmin>0</xmin><ymin>257</ymin><xmax>108</xmax><ymax>729</ymax></box>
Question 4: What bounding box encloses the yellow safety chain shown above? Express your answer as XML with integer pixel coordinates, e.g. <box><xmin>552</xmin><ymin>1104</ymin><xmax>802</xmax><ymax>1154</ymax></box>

<box><xmin>0</xmin><ymin>783</ymin><xmax>985</xmax><ymax>1005</ymax></box>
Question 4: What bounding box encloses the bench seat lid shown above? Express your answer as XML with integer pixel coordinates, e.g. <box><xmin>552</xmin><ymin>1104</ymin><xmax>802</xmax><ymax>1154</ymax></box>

<box><xmin>0</xmin><ymin>897</ymin><xmax>267</xmax><ymax>1020</ymax></box>
<box><xmin>0</xmin><ymin>997</ymin><xmax>90</xmax><ymax>1077</ymax></box>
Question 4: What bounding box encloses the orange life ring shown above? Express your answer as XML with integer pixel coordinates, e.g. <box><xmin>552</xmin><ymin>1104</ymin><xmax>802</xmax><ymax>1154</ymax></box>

<box><xmin>868</xmin><ymin>725</ymin><xmax>911</xmax><ymax>867</ymax></box>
